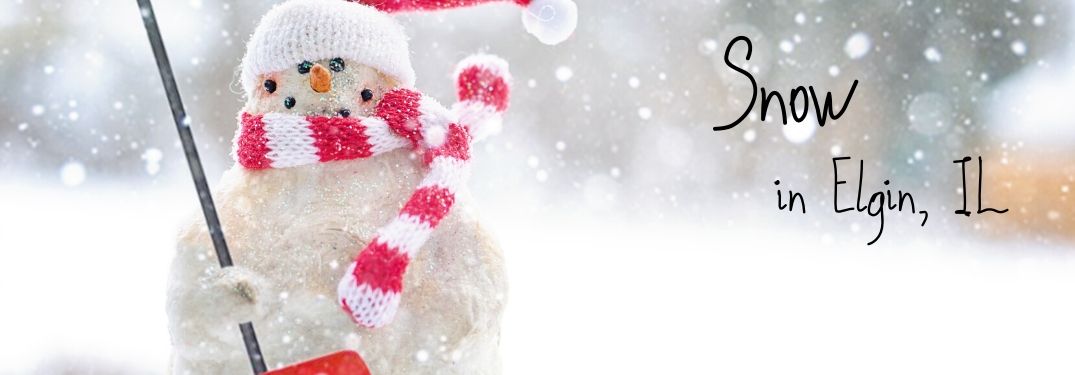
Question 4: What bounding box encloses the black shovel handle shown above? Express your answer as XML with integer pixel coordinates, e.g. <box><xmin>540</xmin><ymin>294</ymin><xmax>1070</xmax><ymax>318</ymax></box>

<box><xmin>135</xmin><ymin>0</ymin><xmax>267</xmax><ymax>373</ymax></box>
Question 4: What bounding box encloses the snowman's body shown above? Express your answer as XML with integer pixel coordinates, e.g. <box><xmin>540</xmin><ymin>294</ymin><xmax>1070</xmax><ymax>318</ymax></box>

<box><xmin>160</xmin><ymin>0</ymin><xmax>569</xmax><ymax>370</ymax></box>
<box><xmin>168</xmin><ymin>150</ymin><xmax>507</xmax><ymax>374</ymax></box>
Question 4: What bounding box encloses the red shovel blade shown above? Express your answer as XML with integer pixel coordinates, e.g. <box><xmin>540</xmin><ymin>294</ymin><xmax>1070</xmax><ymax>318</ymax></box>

<box><xmin>264</xmin><ymin>350</ymin><xmax>370</xmax><ymax>375</ymax></box>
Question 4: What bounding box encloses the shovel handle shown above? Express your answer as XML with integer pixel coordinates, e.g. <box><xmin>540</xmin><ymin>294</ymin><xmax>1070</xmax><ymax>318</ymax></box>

<box><xmin>136</xmin><ymin>0</ymin><xmax>267</xmax><ymax>373</ymax></box>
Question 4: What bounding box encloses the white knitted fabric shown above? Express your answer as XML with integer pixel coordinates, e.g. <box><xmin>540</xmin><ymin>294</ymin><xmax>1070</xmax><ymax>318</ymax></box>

<box><xmin>239</xmin><ymin>0</ymin><xmax>416</xmax><ymax>96</ymax></box>
<box><xmin>337</xmin><ymin>263</ymin><xmax>402</xmax><ymax>328</ymax></box>
<box><xmin>261</xmin><ymin>113</ymin><xmax>320</xmax><ymax>168</ymax></box>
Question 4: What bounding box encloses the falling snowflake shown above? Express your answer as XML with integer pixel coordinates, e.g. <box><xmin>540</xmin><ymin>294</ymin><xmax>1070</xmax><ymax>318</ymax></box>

<box><xmin>844</xmin><ymin>32</ymin><xmax>871</xmax><ymax>59</ymax></box>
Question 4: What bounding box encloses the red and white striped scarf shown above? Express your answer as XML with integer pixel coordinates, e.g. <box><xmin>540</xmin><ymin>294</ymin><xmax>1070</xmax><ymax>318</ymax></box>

<box><xmin>232</xmin><ymin>56</ymin><xmax>510</xmax><ymax>328</ymax></box>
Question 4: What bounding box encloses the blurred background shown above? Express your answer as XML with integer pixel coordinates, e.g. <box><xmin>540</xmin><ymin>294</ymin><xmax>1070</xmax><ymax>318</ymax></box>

<box><xmin>2</xmin><ymin>0</ymin><xmax>1075</xmax><ymax>373</ymax></box>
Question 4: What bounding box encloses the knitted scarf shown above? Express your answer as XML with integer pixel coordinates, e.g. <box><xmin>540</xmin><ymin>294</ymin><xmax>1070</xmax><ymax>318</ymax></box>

<box><xmin>232</xmin><ymin>56</ymin><xmax>509</xmax><ymax>328</ymax></box>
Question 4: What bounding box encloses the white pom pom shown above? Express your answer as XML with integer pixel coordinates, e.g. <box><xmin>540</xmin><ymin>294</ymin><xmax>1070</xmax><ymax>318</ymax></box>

<box><xmin>521</xmin><ymin>0</ymin><xmax>578</xmax><ymax>45</ymax></box>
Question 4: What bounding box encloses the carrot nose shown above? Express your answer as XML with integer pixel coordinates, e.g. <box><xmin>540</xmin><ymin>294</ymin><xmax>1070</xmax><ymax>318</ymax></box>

<box><xmin>310</xmin><ymin>63</ymin><xmax>332</xmax><ymax>93</ymax></box>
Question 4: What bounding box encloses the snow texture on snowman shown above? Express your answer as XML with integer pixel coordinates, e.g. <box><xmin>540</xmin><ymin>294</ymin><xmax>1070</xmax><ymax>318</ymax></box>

<box><xmin>166</xmin><ymin>0</ymin><xmax>576</xmax><ymax>373</ymax></box>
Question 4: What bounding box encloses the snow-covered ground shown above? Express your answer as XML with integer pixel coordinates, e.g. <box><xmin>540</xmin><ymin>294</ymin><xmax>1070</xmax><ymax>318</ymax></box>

<box><xmin>2</xmin><ymin>182</ymin><xmax>1074</xmax><ymax>374</ymax></box>
<box><xmin>0</xmin><ymin>183</ymin><xmax>179</xmax><ymax>373</ymax></box>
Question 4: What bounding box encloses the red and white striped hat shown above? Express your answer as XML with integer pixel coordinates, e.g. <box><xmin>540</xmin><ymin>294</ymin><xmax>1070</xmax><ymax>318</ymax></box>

<box><xmin>352</xmin><ymin>0</ymin><xmax>579</xmax><ymax>45</ymax></box>
<box><xmin>240</xmin><ymin>0</ymin><xmax>577</xmax><ymax>96</ymax></box>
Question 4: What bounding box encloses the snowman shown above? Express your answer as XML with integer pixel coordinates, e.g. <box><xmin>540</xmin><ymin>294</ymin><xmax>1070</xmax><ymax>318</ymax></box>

<box><xmin>166</xmin><ymin>0</ymin><xmax>576</xmax><ymax>373</ymax></box>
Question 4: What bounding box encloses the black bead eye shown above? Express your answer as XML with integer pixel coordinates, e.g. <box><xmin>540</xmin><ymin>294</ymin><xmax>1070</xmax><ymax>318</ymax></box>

<box><xmin>360</xmin><ymin>89</ymin><xmax>373</xmax><ymax>102</ymax></box>
<box><xmin>284</xmin><ymin>96</ymin><xmax>296</xmax><ymax>109</ymax></box>
<box><xmin>297</xmin><ymin>61</ymin><xmax>313</xmax><ymax>74</ymax></box>
<box><xmin>263</xmin><ymin>79</ymin><xmax>277</xmax><ymax>94</ymax></box>
<box><xmin>329</xmin><ymin>57</ymin><xmax>345</xmax><ymax>72</ymax></box>
<box><xmin>338</xmin><ymin>108</ymin><xmax>351</xmax><ymax>118</ymax></box>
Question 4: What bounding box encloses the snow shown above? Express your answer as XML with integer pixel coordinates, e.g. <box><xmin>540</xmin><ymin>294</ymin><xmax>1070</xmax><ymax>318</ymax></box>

<box><xmin>554</xmin><ymin>66</ymin><xmax>573</xmax><ymax>82</ymax></box>
<box><xmin>987</xmin><ymin>26</ymin><xmax>1075</xmax><ymax>144</ymax></box>
<box><xmin>698</xmin><ymin>39</ymin><xmax>718</xmax><ymax>55</ymax></box>
<box><xmin>0</xmin><ymin>183</ymin><xmax>179</xmax><ymax>373</ymax></box>
<box><xmin>782</xmin><ymin>115</ymin><xmax>817</xmax><ymax>144</ymax></box>
<box><xmin>844</xmin><ymin>32</ymin><xmax>871</xmax><ymax>59</ymax></box>
<box><xmin>654</xmin><ymin>126</ymin><xmax>692</xmax><ymax>167</ymax></box>
<box><xmin>141</xmin><ymin>148</ymin><xmax>163</xmax><ymax>175</ymax></box>
<box><xmin>581</xmin><ymin>174</ymin><xmax>618</xmax><ymax>210</ymax></box>
<box><xmin>743</xmin><ymin>128</ymin><xmax>756</xmax><ymax>143</ymax></box>
<box><xmin>493</xmin><ymin>210</ymin><xmax>1075</xmax><ymax>375</ymax></box>
<box><xmin>1011</xmin><ymin>40</ymin><xmax>1027</xmax><ymax>56</ymax></box>
<box><xmin>779</xmin><ymin>39</ymin><xmax>794</xmax><ymax>53</ymax></box>
<box><xmin>637</xmin><ymin>107</ymin><xmax>652</xmax><ymax>120</ymax></box>
<box><xmin>907</xmin><ymin>92</ymin><xmax>951</xmax><ymax>136</ymax></box>
<box><xmin>924</xmin><ymin>47</ymin><xmax>942</xmax><ymax>62</ymax></box>
<box><xmin>59</xmin><ymin>161</ymin><xmax>86</xmax><ymax>187</ymax></box>
<box><xmin>2</xmin><ymin>177</ymin><xmax>1074</xmax><ymax>374</ymax></box>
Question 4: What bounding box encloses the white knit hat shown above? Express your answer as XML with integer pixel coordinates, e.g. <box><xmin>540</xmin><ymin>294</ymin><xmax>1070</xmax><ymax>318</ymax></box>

<box><xmin>239</xmin><ymin>0</ymin><xmax>415</xmax><ymax>96</ymax></box>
